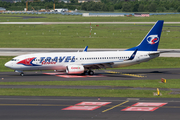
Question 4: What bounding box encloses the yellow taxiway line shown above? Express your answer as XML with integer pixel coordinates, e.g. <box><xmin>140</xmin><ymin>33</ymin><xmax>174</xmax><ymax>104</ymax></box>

<box><xmin>102</xmin><ymin>100</ymin><xmax>129</xmax><ymax>113</ymax></box>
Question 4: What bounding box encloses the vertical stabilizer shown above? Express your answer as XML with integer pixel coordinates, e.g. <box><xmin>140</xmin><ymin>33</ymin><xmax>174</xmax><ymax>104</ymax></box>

<box><xmin>126</xmin><ymin>20</ymin><xmax>164</xmax><ymax>51</ymax></box>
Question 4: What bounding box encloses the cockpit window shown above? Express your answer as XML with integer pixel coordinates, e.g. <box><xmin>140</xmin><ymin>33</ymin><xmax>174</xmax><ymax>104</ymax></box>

<box><xmin>11</xmin><ymin>59</ymin><xmax>19</xmax><ymax>61</ymax></box>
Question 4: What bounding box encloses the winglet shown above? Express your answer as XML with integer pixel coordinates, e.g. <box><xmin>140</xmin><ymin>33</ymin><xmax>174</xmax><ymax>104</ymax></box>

<box><xmin>127</xmin><ymin>49</ymin><xmax>138</xmax><ymax>60</ymax></box>
<box><xmin>83</xmin><ymin>46</ymin><xmax>88</xmax><ymax>52</ymax></box>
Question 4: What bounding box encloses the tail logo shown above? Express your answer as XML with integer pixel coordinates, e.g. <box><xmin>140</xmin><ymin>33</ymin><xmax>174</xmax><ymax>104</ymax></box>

<box><xmin>147</xmin><ymin>35</ymin><xmax>159</xmax><ymax>45</ymax></box>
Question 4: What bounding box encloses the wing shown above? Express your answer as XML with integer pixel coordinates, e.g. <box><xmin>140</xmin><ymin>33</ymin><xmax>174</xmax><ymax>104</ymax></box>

<box><xmin>82</xmin><ymin>49</ymin><xmax>138</xmax><ymax>69</ymax></box>
<box><xmin>83</xmin><ymin>61</ymin><xmax>119</xmax><ymax>69</ymax></box>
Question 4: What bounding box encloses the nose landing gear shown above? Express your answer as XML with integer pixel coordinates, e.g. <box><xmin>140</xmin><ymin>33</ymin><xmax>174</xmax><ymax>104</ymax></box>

<box><xmin>20</xmin><ymin>72</ymin><xmax>24</xmax><ymax>76</ymax></box>
<box><xmin>15</xmin><ymin>70</ymin><xmax>24</xmax><ymax>76</ymax></box>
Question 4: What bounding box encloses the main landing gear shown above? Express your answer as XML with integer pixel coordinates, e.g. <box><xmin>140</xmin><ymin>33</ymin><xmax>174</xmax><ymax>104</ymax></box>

<box><xmin>88</xmin><ymin>70</ymin><xmax>94</xmax><ymax>75</ymax></box>
<box><xmin>83</xmin><ymin>70</ymin><xmax>94</xmax><ymax>75</ymax></box>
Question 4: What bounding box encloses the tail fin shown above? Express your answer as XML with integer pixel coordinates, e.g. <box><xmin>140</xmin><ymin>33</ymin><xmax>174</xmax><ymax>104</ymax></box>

<box><xmin>126</xmin><ymin>20</ymin><xmax>164</xmax><ymax>51</ymax></box>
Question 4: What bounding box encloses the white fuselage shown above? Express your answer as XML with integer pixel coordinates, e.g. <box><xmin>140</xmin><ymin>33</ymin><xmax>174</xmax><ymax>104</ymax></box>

<box><xmin>5</xmin><ymin>51</ymin><xmax>159</xmax><ymax>72</ymax></box>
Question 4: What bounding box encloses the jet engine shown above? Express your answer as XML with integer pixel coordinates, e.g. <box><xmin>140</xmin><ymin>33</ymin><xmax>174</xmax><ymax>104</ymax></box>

<box><xmin>66</xmin><ymin>65</ymin><xmax>84</xmax><ymax>74</ymax></box>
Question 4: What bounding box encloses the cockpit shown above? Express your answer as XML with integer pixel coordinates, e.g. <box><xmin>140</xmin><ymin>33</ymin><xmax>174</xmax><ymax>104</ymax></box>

<box><xmin>11</xmin><ymin>59</ymin><xmax>19</xmax><ymax>61</ymax></box>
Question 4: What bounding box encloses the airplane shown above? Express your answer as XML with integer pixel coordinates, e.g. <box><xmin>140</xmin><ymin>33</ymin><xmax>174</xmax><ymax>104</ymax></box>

<box><xmin>5</xmin><ymin>20</ymin><xmax>164</xmax><ymax>76</ymax></box>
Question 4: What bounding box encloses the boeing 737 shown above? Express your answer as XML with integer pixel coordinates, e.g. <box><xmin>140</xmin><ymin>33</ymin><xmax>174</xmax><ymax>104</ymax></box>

<box><xmin>5</xmin><ymin>20</ymin><xmax>164</xmax><ymax>76</ymax></box>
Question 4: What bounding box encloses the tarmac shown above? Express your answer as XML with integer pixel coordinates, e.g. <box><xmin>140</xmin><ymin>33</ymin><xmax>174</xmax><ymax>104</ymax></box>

<box><xmin>1</xmin><ymin>68</ymin><xmax>180</xmax><ymax>119</ymax></box>
<box><xmin>0</xmin><ymin>96</ymin><xmax>180</xmax><ymax>120</ymax></box>
<box><xmin>1</xmin><ymin>68</ymin><xmax>180</xmax><ymax>81</ymax></box>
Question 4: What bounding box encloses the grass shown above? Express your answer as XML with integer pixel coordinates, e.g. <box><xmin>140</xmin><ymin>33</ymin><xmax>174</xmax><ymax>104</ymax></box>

<box><xmin>0</xmin><ymin>79</ymin><xmax>179</xmax><ymax>89</ymax></box>
<box><xmin>0</xmin><ymin>88</ymin><xmax>176</xmax><ymax>98</ymax></box>
<box><xmin>1</xmin><ymin>14</ymin><xmax>180</xmax><ymax>22</ymax></box>
<box><xmin>0</xmin><ymin>56</ymin><xmax>14</xmax><ymax>72</ymax></box>
<box><xmin>1</xmin><ymin>24</ymin><xmax>180</xmax><ymax>48</ymax></box>
<box><xmin>1</xmin><ymin>14</ymin><xmax>180</xmax><ymax>98</ymax></box>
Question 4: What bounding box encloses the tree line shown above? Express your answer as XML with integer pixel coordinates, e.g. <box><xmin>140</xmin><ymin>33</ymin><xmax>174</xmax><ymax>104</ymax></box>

<box><xmin>1</xmin><ymin>0</ymin><xmax>180</xmax><ymax>12</ymax></box>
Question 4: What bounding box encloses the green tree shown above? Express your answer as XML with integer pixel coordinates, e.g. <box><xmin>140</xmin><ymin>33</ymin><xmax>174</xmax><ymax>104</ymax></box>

<box><xmin>122</xmin><ymin>2</ymin><xmax>132</xmax><ymax>12</ymax></box>
<box><xmin>109</xmin><ymin>5</ymin><xmax>114</xmax><ymax>11</ymax></box>
<box><xmin>148</xmin><ymin>3</ymin><xmax>157</xmax><ymax>12</ymax></box>
<box><xmin>101</xmin><ymin>4</ymin><xmax>108</xmax><ymax>11</ymax></box>
<box><xmin>132</xmin><ymin>3</ymin><xmax>139</xmax><ymax>12</ymax></box>
<box><xmin>156</xmin><ymin>7</ymin><xmax>166</xmax><ymax>12</ymax></box>
<box><xmin>114</xmin><ymin>3</ymin><xmax>122</xmax><ymax>10</ymax></box>
<box><xmin>70</xmin><ymin>0</ymin><xmax>76</xmax><ymax>4</ymax></box>
<box><xmin>138</xmin><ymin>4</ymin><xmax>144</xmax><ymax>12</ymax></box>
<box><xmin>177</xmin><ymin>6</ymin><xmax>180</xmax><ymax>12</ymax></box>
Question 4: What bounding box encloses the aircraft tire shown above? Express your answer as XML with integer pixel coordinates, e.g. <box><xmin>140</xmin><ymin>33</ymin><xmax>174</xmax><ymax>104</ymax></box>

<box><xmin>88</xmin><ymin>71</ymin><xmax>94</xmax><ymax>75</ymax></box>
<box><xmin>20</xmin><ymin>73</ymin><xmax>24</xmax><ymax>76</ymax></box>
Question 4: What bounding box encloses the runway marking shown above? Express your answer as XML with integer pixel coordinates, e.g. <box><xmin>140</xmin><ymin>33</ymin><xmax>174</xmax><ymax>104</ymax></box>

<box><xmin>121</xmin><ymin>102</ymin><xmax>167</xmax><ymax>112</ymax></box>
<box><xmin>121</xmin><ymin>107</ymin><xmax>159</xmax><ymax>111</ymax></box>
<box><xmin>43</xmin><ymin>72</ymin><xmax>106</xmax><ymax>78</ymax></box>
<box><xmin>62</xmin><ymin>106</ymin><xmax>101</xmax><ymax>111</ymax></box>
<box><xmin>75</xmin><ymin>102</ymin><xmax>112</xmax><ymax>106</ymax></box>
<box><xmin>102</xmin><ymin>100</ymin><xmax>129</xmax><ymax>113</ymax></box>
<box><xmin>62</xmin><ymin>102</ymin><xmax>111</xmax><ymax>111</ymax></box>
<box><xmin>132</xmin><ymin>102</ymin><xmax>167</xmax><ymax>107</ymax></box>
<box><xmin>105</xmin><ymin>71</ymin><xmax>146</xmax><ymax>78</ymax></box>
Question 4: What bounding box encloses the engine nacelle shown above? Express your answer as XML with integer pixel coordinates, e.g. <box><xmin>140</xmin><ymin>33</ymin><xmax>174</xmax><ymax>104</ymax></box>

<box><xmin>66</xmin><ymin>65</ymin><xmax>84</xmax><ymax>74</ymax></box>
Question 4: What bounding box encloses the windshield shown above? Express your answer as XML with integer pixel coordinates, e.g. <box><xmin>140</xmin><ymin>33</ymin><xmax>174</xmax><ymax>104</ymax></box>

<box><xmin>11</xmin><ymin>59</ymin><xmax>19</xmax><ymax>61</ymax></box>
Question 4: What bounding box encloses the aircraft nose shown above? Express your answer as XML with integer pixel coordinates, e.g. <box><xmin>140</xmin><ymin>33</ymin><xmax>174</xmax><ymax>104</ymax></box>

<box><xmin>4</xmin><ymin>61</ymin><xmax>11</xmax><ymax>68</ymax></box>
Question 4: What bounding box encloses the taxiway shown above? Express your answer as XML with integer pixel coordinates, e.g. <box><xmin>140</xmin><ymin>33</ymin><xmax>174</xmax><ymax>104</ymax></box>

<box><xmin>0</xmin><ymin>96</ymin><xmax>180</xmax><ymax>120</ymax></box>
<box><xmin>1</xmin><ymin>68</ymin><xmax>180</xmax><ymax>82</ymax></box>
<box><xmin>1</xmin><ymin>69</ymin><xmax>180</xmax><ymax>119</ymax></box>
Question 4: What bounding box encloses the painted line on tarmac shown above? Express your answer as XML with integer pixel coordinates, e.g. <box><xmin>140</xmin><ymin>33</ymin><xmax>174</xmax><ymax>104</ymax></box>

<box><xmin>105</xmin><ymin>71</ymin><xmax>146</xmax><ymax>78</ymax></box>
<box><xmin>102</xmin><ymin>100</ymin><xmax>129</xmax><ymax>113</ymax></box>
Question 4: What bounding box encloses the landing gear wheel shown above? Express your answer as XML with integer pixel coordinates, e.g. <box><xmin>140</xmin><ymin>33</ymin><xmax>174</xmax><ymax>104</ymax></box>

<box><xmin>82</xmin><ymin>71</ymin><xmax>88</xmax><ymax>75</ymax></box>
<box><xmin>20</xmin><ymin>73</ymin><xmax>24</xmax><ymax>76</ymax></box>
<box><xmin>88</xmin><ymin>71</ymin><xmax>94</xmax><ymax>75</ymax></box>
